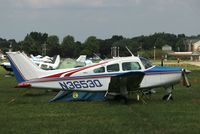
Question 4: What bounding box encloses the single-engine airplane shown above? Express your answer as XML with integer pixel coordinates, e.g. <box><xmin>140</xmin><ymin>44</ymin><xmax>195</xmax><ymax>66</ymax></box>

<box><xmin>30</xmin><ymin>54</ymin><xmax>53</xmax><ymax>63</ymax></box>
<box><xmin>0</xmin><ymin>62</ymin><xmax>12</xmax><ymax>72</ymax></box>
<box><xmin>1</xmin><ymin>54</ymin><xmax>60</xmax><ymax>72</ymax></box>
<box><xmin>31</xmin><ymin>55</ymin><xmax>60</xmax><ymax>70</ymax></box>
<box><xmin>6</xmin><ymin>51</ymin><xmax>191</xmax><ymax>102</ymax></box>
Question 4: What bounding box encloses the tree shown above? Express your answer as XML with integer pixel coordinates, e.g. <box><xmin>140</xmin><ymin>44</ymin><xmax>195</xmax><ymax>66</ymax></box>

<box><xmin>20</xmin><ymin>32</ymin><xmax>48</xmax><ymax>55</ymax></box>
<box><xmin>0</xmin><ymin>38</ymin><xmax>10</xmax><ymax>52</ymax></box>
<box><xmin>81</xmin><ymin>36</ymin><xmax>101</xmax><ymax>57</ymax></box>
<box><xmin>99</xmin><ymin>35</ymin><xmax>124</xmax><ymax>58</ymax></box>
<box><xmin>46</xmin><ymin>35</ymin><xmax>60</xmax><ymax>56</ymax></box>
<box><xmin>61</xmin><ymin>35</ymin><xmax>76</xmax><ymax>57</ymax></box>
<box><xmin>8</xmin><ymin>39</ymin><xmax>18</xmax><ymax>51</ymax></box>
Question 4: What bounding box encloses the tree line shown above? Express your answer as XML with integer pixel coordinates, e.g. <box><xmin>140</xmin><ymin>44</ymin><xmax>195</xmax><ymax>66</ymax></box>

<box><xmin>0</xmin><ymin>32</ymin><xmax>200</xmax><ymax>59</ymax></box>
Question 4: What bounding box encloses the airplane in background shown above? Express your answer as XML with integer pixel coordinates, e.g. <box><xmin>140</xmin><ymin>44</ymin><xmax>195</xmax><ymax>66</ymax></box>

<box><xmin>6</xmin><ymin>51</ymin><xmax>191</xmax><ymax>103</ymax></box>
<box><xmin>0</xmin><ymin>54</ymin><xmax>6</xmax><ymax>60</ymax></box>
<box><xmin>76</xmin><ymin>55</ymin><xmax>93</xmax><ymax>66</ymax></box>
<box><xmin>1</xmin><ymin>54</ymin><xmax>60</xmax><ymax>72</ymax></box>
<box><xmin>0</xmin><ymin>62</ymin><xmax>12</xmax><ymax>72</ymax></box>
<box><xmin>31</xmin><ymin>55</ymin><xmax>60</xmax><ymax>70</ymax></box>
<box><xmin>30</xmin><ymin>54</ymin><xmax>54</xmax><ymax>63</ymax></box>
<box><xmin>1</xmin><ymin>54</ymin><xmax>91</xmax><ymax>72</ymax></box>
<box><xmin>30</xmin><ymin>54</ymin><xmax>58</xmax><ymax>63</ymax></box>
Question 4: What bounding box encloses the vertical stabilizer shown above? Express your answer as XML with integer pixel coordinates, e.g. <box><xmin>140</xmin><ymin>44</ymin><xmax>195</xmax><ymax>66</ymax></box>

<box><xmin>6</xmin><ymin>51</ymin><xmax>46</xmax><ymax>83</ymax></box>
<box><xmin>52</xmin><ymin>55</ymin><xmax>60</xmax><ymax>69</ymax></box>
<box><xmin>76</xmin><ymin>55</ymin><xmax>86</xmax><ymax>63</ymax></box>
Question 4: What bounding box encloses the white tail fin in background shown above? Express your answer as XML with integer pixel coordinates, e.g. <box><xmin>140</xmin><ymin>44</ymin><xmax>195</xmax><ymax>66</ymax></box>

<box><xmin>76</xmin><ymin>55</ymin><xmax>86</xmax><ymax>63</ymax></box>
<box><xmin>52</xmin><ymin>55</ymin><xmax>60</xmax><ymax>69</ymax></box>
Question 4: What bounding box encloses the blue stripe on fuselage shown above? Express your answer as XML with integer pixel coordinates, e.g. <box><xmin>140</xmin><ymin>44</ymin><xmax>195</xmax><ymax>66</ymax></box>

<box><xmin>145</xmin><ymin>66</ymin><xmax>182</xmax><ymax>74</ymax></box>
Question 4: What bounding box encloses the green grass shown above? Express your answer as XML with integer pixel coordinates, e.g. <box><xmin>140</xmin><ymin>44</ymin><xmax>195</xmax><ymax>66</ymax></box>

<box><xmin>1</xmin><ymin>65</ymin><xmax>200</xmax><ymax>134</ymax></box>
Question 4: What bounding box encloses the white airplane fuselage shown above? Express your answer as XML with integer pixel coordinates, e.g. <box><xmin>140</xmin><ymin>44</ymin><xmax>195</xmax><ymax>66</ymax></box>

<box><xmin>9</xmin><ymin>53</ymin><xmax>182</xmax><ymax>92</ymax></box>
<box><xmin>7</xmin><ymin>51</ymin><xmax>188</xmax><ymax>101</ymax></box>
<box><xmin>29</xmin><ymin>68</ymin><xmax>182</xmax><ymax>91</ymax></box>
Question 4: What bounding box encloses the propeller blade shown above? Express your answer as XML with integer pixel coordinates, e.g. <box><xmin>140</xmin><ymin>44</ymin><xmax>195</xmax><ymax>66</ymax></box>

<box><xmin>182</xmin><ymin>69</ymin><xmax>191</xmax><ymax>87</ymax></box>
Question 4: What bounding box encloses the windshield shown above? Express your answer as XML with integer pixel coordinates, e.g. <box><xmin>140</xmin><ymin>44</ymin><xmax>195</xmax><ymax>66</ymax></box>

<box><xmin>139</xmin><ymin>57</ymin><xmax>153</xmax><ymax>69</ymax></box>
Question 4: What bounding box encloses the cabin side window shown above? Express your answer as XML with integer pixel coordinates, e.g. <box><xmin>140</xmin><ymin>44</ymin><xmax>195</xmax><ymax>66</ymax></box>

<box><xmin>107</xmin><ymin>64</ymin><xmax>120</xmax><ymax>72</ymax></box>
<box><xmin>93</xmin><ymin>67</ymin><xmax>105</xmax><ymax>73</ymax></box>
<box><xmin>122</xmin><ymin>62</ymin><xmax>141</xmax><ymax>71</ymax></box>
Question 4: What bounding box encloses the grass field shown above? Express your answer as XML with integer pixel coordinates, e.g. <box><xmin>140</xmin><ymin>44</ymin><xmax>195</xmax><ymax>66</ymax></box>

<box><xmin>0</xmin><ymin>65</ymin><xmax>200</xmax><ymax>134</ymax></box>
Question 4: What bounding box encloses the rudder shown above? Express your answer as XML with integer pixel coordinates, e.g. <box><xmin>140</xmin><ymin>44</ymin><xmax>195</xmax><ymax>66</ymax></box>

<box><xmin>6</xmin><ymin>51</ymin><xmax>46</xmax><ymax>83</ymax></box>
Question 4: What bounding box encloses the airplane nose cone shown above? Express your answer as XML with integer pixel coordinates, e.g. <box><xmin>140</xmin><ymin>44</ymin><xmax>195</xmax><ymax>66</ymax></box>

<box><xmin>182</xmin><ymin>69</ymin><xmax>191</xmax><ymax>74</ymax></box>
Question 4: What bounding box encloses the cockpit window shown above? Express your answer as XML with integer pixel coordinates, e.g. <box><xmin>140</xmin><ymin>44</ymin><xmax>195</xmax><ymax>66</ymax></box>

<box><xmin>107</xmin><ymin>64</ymin><xmax>120</xmax><ymax>72</ymax></box>
<box><xmin>122</xmin><ymin>62</ymin><xmax>141</xmax><ymax>71</ymax></box>
<box><xmin>93</xmin><ymin>67</ymin><xmax>105</xmax><ymax>73</ymax></box>
<box><xmin>140</xmin><ymin>57</ymin><xmax>153</xmax><ymax>69</ymax></box>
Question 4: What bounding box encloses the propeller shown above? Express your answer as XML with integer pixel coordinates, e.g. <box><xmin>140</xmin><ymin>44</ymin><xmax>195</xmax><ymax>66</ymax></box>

<box><xmin>182</xmin><ymin>69</ymin><xmax>191</xmax><ymax>87</ymax></box>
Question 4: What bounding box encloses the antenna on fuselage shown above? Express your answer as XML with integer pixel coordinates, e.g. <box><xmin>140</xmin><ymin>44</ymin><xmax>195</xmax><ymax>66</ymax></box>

<box><xmin>126</xmin><ymin>46</ymin><xmax>134</xmax><ymax>57</ymax></box>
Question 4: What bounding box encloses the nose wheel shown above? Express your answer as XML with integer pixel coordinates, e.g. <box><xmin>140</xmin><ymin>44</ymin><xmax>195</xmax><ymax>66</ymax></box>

<box><xmin>163</xmin><ymin>86</ymin><xmax>174</xmax><ymax>101</ymax></box>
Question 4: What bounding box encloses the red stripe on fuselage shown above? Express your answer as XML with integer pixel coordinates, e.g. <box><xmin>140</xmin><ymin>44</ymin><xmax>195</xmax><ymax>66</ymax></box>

<box><xmin>42</xmin><ymin>61</ymin><xmax>108</xmax><ymax>79</ymax></box>
<box><xmin>28</xmin><ymin>75</ymin><xmax>111</xmax><ymax>83</ymax></box>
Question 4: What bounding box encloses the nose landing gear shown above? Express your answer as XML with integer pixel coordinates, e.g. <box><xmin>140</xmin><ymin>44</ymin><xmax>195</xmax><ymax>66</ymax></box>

<box><xmin>162</xmin><ymin>86</ymin><xmax>174</xmax><ymax>101</ymax></box>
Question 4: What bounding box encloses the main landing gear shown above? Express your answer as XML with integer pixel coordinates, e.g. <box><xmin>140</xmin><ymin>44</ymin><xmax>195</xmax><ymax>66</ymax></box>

<box><xmin>162</xmin><ymin>86</ymin><xmax>173</xmax><ymax>101</ymax></box>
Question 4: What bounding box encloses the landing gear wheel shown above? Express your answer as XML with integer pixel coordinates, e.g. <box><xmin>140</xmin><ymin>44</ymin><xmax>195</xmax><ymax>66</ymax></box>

<box><xmin>120</xmin><ymin>96</ymin><xmax>128</xmax><ymax>104</ymax></box>
<box><xmin>113</xmin><ymin>95</ymin><xmax>128</xmax><ymax>104</ymax></box>
<box><xmin>162</xmin><ymin>94</ymin><xmax>173</xmax><ymax>101</ymax></box>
